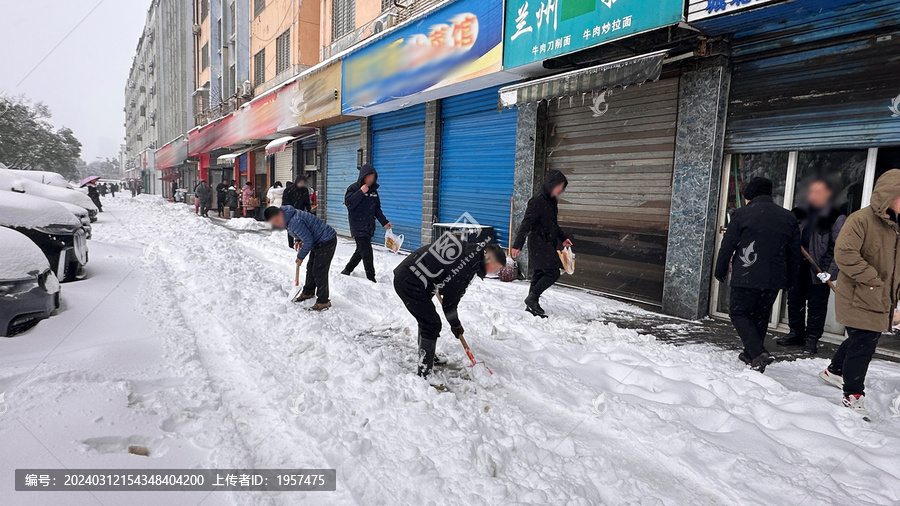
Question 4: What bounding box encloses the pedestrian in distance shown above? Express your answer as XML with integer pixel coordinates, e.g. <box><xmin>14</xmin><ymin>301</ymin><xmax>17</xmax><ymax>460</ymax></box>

<box><xmin>215</xmin><ymin>179</ymin><xmax>229</xmax><ymax>216</ymax></box>
<box><xmin>820</xmin><ymin>169</ymin><xmax>900</xmax><ymax>421</ymax></box>
<box><xmin>130</xmin><ymin>180</ymin><xmax>136</xmax><ymax>197</ymax></box>
<box><xmin>267</xmin><ymin>181</ymin><xmax>285</xmax><ymax>208</ymax></box>
<box><xmin>715</xmin><ymin>177</ymin><xmax>802</xmax><ymax>373</ymax></box>
<box><xmin>241</xmin><ymin>182</ymin><xmax>256</xmax><ymax>218</ymax></box>
<box><xmin>224</xmin><ymin>184</ymin><xmax>239</xmax><ymax>219</ymax></box>
<box><xmin>99</xmin><ymin>183</ymin><xmax>107</xmax><ymax>197</ymax></box>
<box><xmin>196</xmin><ymin>180</ymin><xmax>213</xmax><ymax>217</ymax></box>
<box><xmin>510</xmin><ymin>169</ymin><xmax>572</xmax><ymax>318</ymax></box>
<box><xmin>342</xmin><ymin>164</ymin><xmax>392</xmax><ymax>282</ymax></box>
<box><xmin>778</xmin><ymin>178</ymin><xmax>846</xmax><ymax>354</ymax></box>
<box><xmin>87</xmin><ymin>183</ymin><xmax>103</xmax><ymax>213</ymax></box>
<box><xmin>265</xmin><ymin>206</ymin><xmax>338</xmax><ymax>311</ymax></box>
<box><xmin>110</xmin><ymin>183</ymin><xmax>117</xmax><ymax>198</ymax></box>
<box><xmin>283</xmin><ymin>176</ymin><xmax>312</xmax><ymax>248</ymax></box>
<box><xmin>393</xmin><ymin>239</ymin><xmax>506</xmax><ymax>379</ymax></box>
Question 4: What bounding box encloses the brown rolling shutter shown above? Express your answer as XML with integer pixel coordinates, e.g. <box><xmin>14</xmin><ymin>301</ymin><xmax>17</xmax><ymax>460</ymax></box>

<box><xmin>546</xmin><ymin>77</ymin><xmax>678</xmax><ymax>304</ymax></box>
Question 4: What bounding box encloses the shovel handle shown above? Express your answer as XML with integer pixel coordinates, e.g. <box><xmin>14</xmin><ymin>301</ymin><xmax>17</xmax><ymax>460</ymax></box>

<box><xmin>295</xmin><ymin>262</ymin><xmax>300</xmax><ymax>287</ymax></box>
<box><xmin>800</xmin><ymin>246</ymin><xmax>836</xmax><ymax>292</ymax></box>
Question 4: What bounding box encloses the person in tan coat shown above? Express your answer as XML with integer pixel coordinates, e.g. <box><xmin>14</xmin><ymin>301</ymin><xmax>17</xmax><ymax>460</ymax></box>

<box><xmin>820</xmin><ymin>169</ymin><xmax>900</xmax><ymax>420</ymax></box>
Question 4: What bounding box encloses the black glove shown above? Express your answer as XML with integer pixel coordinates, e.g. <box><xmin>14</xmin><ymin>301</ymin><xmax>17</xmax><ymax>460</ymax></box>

<box><xmin>450</xmin><ymin>325</ymin><xmax>464</xmax><ymax>339</ymax></box>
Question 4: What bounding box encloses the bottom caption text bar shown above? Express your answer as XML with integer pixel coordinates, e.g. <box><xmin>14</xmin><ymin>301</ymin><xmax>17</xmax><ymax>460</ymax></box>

<box><xmin>16</xmin><ymin>469</ymin><xmax>336</xmax><ymax>491</ymax></box>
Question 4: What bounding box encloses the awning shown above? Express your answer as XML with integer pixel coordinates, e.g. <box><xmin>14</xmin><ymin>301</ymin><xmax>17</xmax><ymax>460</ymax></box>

<box><xmin>216</xmin><ymin>144</ymin><xmax>262</xmax><ymax>165</ymax></box>
<box><xmin>265</xmin><ymin>136</ymin><xmax>298</xmax><ymax>156</ymax></box>
<box><xmin>498</xmin><ymin>51</ymin><xmax>667</xmax><ymax>110</ymax></box>
<box><xmin>156</xmin><ymin>136</ymin><xmax>188</xmax><ymax>169</ymax></box>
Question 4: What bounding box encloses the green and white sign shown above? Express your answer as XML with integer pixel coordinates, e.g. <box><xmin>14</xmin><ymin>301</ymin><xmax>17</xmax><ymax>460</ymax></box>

<box><xmin>503</xmin><ymin>0</ymin><xmax>684</xmax><ymax>69</ymax></box>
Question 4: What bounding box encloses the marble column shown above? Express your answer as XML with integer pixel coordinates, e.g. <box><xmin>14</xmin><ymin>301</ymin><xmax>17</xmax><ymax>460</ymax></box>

<box><xmin>662</xmin><ymin>64</ymin><xmax>731</xmax><ymax>319</ymax></box>
<box><xmin>511</xmin><ymin>101</ymin><xmax>546</xmax><ymax>276</ymax></box>
<box><xmin>421</xmin><ymin>101</ymin><xmax>442</xmax><ymax>246</ymax></box>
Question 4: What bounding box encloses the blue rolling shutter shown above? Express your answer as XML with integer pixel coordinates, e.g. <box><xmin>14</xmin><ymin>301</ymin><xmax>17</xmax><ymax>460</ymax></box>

<box><xmin>371</xmin><ymin>105</ymin><xmax>426</xmax><ymax>250</ymax></box>
<box><xmin>439</xmin><ymin>87</ymin><xmax>518</xmax><ymax>248</ymax></box>
<box><xmin>325</xmin><ymin>121</ymin><xmax>361</xmax><ymax>236</ymax></box>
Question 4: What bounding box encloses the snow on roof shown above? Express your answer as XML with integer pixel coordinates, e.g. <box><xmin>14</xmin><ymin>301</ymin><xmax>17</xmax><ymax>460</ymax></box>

<box><xmin>0</xmin><ymin>190</ymin><xmax>82</xmax><ymax>229</ymax></box>
<box><xmin>7</xmin><ymin>169</ymin><xmax>70</xmax><ymax>188</ymax></box>
<box><xmin>0</xmin><ymin>169</ymin><xmax>97</xmax><ymax>212</ymax></box>
<box><xmin>0</xmin><ymin>226</ymin><xmax>51</xmax><ymax>279</ymax></box>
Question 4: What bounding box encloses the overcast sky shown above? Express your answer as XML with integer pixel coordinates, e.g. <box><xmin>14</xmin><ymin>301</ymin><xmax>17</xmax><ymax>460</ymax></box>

<box><xmin>0</xmin><ymin>0</ymin><xmax>149</xmax><ymax>161</ymax></box>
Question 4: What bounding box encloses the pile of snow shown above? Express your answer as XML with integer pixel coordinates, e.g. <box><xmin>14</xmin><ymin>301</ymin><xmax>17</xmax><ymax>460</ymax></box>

<box><xmin>6</xmin><ymin>169</ymin><xmax>70</xmax><ymax>188</ymax></box>
<box><xmin>0</xmin><ymin>169</ymin><xmax>97</xmax><ymax>212</ymax></box>
<box><xmin>215</xmin><ymin>216</ymin><xmax>272</xmax><ymax>231</ymax></box>
<box><xmin>0</xmin><ymin>226</ymin><xmax>51</xmax><ymax>278</ymax></box>
<box><xmin>0</xmin><ymin>190</ymin><xmax>81</xmax><ymax>229</ymax></box>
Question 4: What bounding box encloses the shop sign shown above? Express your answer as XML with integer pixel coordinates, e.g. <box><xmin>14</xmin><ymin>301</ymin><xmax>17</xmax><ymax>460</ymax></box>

<box><xmin>503</xmin><ymin>0</ymin><xmax>683</xmax><ymax>69</ymax></box>
<box><xmin>687</xmin><ymin>0</ymin><xmax>780</xmax><ymax>22</ymax></box>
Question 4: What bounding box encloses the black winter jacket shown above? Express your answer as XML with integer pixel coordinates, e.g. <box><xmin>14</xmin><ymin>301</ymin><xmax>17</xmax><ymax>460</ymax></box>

<box><xmin>283</xmin><ymin>184</ymin><xmax>311</xmax><ymax>212</ymax></box>
<box><xmin>345</xmin><ymin>164</ymin><xmax>388</xmax><ymax>238</ymax></box>
<box><xmin>215</xmin><ymin>182</ymin><xmax>228</xmax><ymax>201</ymax></box>
<box><xmin>394</xmin><ymin>241</ymin><xmax>488</xmax><ymax>327</ymax></box>
<box><xmin>715</xmin><ymin>195</ymin><xmax>802</xmax><ymax>290</ymax></box>
<box><xmin>793</xmin><ymin>206</ymin><xmax>846</xmax><ymax>283</ymax></box>
<box><xmin>512</xmin><ymin>169</ymin><xmax>570</xmax><ymax>271</ymax></box>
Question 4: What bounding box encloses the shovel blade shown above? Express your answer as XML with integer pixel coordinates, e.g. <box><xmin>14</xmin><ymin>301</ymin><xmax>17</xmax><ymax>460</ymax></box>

<box><xmin>290</xmin><ymin>286</ymin><xmax>305</xmax><ymax>302</ymax></box>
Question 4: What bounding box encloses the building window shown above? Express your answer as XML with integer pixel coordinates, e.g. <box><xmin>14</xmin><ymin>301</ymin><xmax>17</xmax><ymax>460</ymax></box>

<box><xmin>254</xmin><ymin>0</ymin><xmax>265</xmax><ymax>18</ymax></box>
<box><xmin>226</xmin><ymin>64</ymin><xmax>236</xmax><ymax>97</ymax></box>
<box><xmin>201</xmin><ymin>0</ymin><xmax>209</xmax><ymax>21</ymax></box>
<box><xmin>332</xmin><ymin>0</ymin><xmax>356</xmax><ymax>40</ymax></box>
<box><xmin>276</xmin><ymin>30</ymin><xmax>291</xmax><ymax>74</ymax></box>
<box><xmin>381</xmin><ymin>0</ymin><xmax>392</xmax><ymax>12</ymax></box>
<box><xmin>254</xmin><ymin>49</ymin><xmax>265</xmax><ymax>87</ymax></box>
<box><xmin>201</xmin><ymin>42</ymin><xmax>209</xmax><ymax>70</ymax></box>
<box><xmin>229</xmin><ymin>2</ymin><xmax>236</xmax><ymax>35</ymax></box>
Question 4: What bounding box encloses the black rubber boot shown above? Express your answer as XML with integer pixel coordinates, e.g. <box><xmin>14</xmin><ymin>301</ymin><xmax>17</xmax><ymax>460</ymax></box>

<box><xmin>524</xmin><ymin>293</ymin><xmax>546</xmax><ymax>318</ymax></box>
<box><xmin>804</xmin><ymin>338</ymin><xmax>819</xmax><ymax>355</ymax></box>
<box><xmin>775</xmin><ymin>331</ymin><xmax>805</xmax><ymax>346</ymax></box>
<box><xmin>417</xmin><ymin>336</ymin><xmax>437</xmax><ymax>379</ymax></box>
<box><xmin>751</xmin><ymin>352</ymin><xmax>775</xmax><ymax>373</ymax></box>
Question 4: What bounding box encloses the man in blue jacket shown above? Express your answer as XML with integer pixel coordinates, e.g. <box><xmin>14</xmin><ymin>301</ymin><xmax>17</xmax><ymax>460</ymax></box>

<box><xmin>342</xmin><ymin>164</ymin><xmax>392</xmax><ymax>282</ymax></box>
<box><xmin>265</xmin><ymin>206</ymin><xmax>338</xmax><ymax>311</ymax></box>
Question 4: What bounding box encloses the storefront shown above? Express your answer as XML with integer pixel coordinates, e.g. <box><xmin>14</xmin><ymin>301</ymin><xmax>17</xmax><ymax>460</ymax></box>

<box><xmin>371</xmin><ymin>106</ymin><xmax>427</xmax><ymax>250</ymax></box>
<box><xmin>439</xmin><ymin>86</ymin><xmax>518</xmax><ymax>248</ymax></box>
<box><xmin>324</xmin><ymin>120</ymin><xmax>362</xmax><ymax>236</ymax></box>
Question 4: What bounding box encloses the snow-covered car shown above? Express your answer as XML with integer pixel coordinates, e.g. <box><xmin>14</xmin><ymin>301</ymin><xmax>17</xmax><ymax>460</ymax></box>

<box><xmin>0</xmin><ymin>168</ymin><xmax>99</xmax><ymax>222</ymax></box>
<box><xmin>57</xmin><ymin>201</ymin><xmax>92</xmax><ymax>239</ymax></box>
<box><xmin>6</xmin><ymin>169</ymin><xmax>70</xmax><ymax>188</ymax></box>
<box><xmin>0</xmin><ymin>227</ymin><xmax>61</xmax><ymax>337</ymax></box>
<box><xmin>0</xmin><ymin>190</ymin><xmax>89</xmax><ymax>282</ymax></box>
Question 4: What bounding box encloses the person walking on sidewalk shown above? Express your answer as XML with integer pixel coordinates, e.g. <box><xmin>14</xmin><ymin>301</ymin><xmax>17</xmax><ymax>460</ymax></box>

<box><xmin>342</xmin><ymin>164</ymin><xmax>391</xmax><ymax>282</ymax></box>
<box><xmin>265</xmin><ymin>206</ymin><xmax>337</xmax><ymax>311</ymax></box>
<box><xmin>714</xmin><ymin>177</ymin><xmax>801</xmax><ymax>373</ymax></box>
<box><xmin>215</xmin><ymin>179</ymin><xmax>229</xmax><ymax>216</ymax></box>
<box><xmin>87</xmin><ymin>183</ymin><xmax>103</xmax><ymax>213</ymax></box>
<box><xmin>778</xmin><ymin>178</ymin><xmax>846</xmax><ymax>354</ymax></box>
<box><xmin>819</xmin><ymin>169</ymin><xmax>900</xmax><ymax>420</ymax></box>
<box><xmin>282</xmin><ymin>176</ymin><xmax>312</xmax><ymax>248</ymax></box>
<box><xmin>267</xmin><ymin>181</ymin><xmax>285</xmax><ymax>208</ymax></box>
<box><xmin>393</xmin><ymin>239</ymin><xmax>506</xmax><ymax>379</ymax></box>
<box><xmin>224</xmin><ymin>184</ymin><xmax>239</xmax><ymax>219</ymax></box>
<box><xmin>510</xmin><ymin>169</ymin><xmax>572</xmax><ymax>317</ymax></box>
<box><xmin>196</xmin><ymin>180</ymin><xmax>213</xmax><ymax>217</ymax></box>
<box><xmin>241</xmin><ymin>182</ymin><xmax>256</xmax><ymax>219</ymax></box>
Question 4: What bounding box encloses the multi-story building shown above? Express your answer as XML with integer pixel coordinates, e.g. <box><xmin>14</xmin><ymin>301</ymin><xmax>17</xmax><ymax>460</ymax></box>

<box><xmin>124</xmin><ymin>0</ymin><xmax>195</xmax><ymax>195</ymax></box>
<box><xmin>193</xmin><ymin>0</ymin><xmax>252</xmax><ymax>126</ymax></box>
<box><xmin>250</xmin><ymin>0</ymin><xmax>320</xmax><ymax>95</ymax></box>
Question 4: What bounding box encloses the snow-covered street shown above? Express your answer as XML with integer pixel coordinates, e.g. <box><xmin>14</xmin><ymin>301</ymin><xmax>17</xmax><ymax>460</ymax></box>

<box><xmin>2</xmin><ymin>196</ymin><xmax>900</xmax><ymax>505</ymax></box>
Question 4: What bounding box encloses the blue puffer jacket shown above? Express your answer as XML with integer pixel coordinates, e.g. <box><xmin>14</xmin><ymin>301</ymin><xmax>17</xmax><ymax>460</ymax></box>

<box><xmin>344</xmin><ymin>164</ymin><xmax>389</xmax><ymax>238</ymax></box>
<box><xmin>282</xmin><ymin>206</ymin><xmax>336</xmax><ymax>260</ymax></box>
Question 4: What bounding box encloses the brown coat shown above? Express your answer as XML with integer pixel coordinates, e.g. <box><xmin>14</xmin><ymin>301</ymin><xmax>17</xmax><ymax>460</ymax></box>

<box><xmin>834</xmin><ymin>169</ymin><xmax>900</xmax><ymax>332</ymax></box>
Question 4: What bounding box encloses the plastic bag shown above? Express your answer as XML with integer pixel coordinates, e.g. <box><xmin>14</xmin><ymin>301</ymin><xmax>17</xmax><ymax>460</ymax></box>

<box><xmin>385</xmin><ymin>228</ymin><xmax>404</xmax><ymax>254</ymax></box>
<box><xmin>558</xmin><ymin>247</ymin><xmax>575</xmax><ymax>275</ymax></box>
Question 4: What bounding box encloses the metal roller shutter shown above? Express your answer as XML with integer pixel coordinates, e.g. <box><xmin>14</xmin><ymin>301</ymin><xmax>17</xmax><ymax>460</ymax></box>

<box><xmin>274</xmin><ymin>146</ymin><xmax>293</xmax><ymax>185</ymax></box>
<box><xmin>325</xmin><ymin>121</ymin><xmax>361</xmax><ymax>236</ymax></box>
<box><xmin>439</xmin><ymin>87</ymin><xmax>518</xmax><ymax>248</ymax></box>
<box><xmin>727</xmin><ymin>37</ymin><xmax>900</xmax><ymax>153</ymax></box>
<box><xmin>371</xmin><ymin>105</ymin><xmax>426</xmax><ymax>251</ymax></box>
<box><xmin>546</xmin><ymin>77</ymin><xmax>678</xmax><ymax>304</ymax></box>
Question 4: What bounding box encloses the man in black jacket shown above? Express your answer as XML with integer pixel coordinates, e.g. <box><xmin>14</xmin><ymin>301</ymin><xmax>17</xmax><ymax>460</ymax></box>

<box><xmin>282</xmin><ymin>176</ymin><xmax>312</xmax><ymax>248</ymax></box>
<box><xmin>394</xmin><ymin>237</ymin><xmax>505</xmax><ymax>379</ymax></box>
<box><xmin>510</xmin><ymin>169</ymin><xmax>572</xmax><ymax>317</ymax></box>
<box><xmin>715</xmin><ymin>177</ymin><xmax>802</xmax><ymax>373</ymax></box>
<box><xmin>342</xmin><ymin>164</ymin><xmax>391</xmax><ymax>282</ymax></box>
<box><xmin>778</xmin><ymin>178</ymin><xmax>846</xmax><ymax>354</ymax></box>
<box><xmin>215</xmin><ymin>179</ymin><xmax>229</xmax><ymax>216</ymax></box>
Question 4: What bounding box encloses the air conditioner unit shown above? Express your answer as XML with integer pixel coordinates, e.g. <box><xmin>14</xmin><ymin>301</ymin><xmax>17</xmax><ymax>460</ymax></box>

<box><xmin>241</xmin><ymin>80</ymin><xmax>253</xmax><ymax>97</ymax></box>
<box><xmin>192</xmin><ymin>24</ymin><xmax>201</xmax><ymax>35</ymax></box>
<box><xmin>373</xmin><ymin>13</ymin><xmax>396</xmax><ymax>34</ymax></box>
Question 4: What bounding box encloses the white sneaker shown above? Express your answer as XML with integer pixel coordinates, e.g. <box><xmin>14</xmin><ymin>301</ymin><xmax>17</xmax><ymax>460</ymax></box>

<box><xmin>819</xmin><ymin>369</ymin><xmax>844</xmax><ymax>389</ymax></box>
<box><xmin>842</xmin><ymin>394</ymin><xmax>871</xmax><ymax>421</ymax></box>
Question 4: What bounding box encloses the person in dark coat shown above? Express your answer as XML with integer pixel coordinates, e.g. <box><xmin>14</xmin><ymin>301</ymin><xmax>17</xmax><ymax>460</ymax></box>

<box><xmin>282</xmin><ymin>176</ymin><xmax>312</xmax><ymax>248</ymax></box>
<box><xmin>715</xmin><ymin>177</ymin><xmax>802</xmax><ymax>373</ymax></box>
<box><xmin>341</xmin><ymin>164</ymin><xmax>391</xmax><ymax>282</ymax></box>
<box><xmin>99</xmin><ymin>183</ymin><xmax>107</xmax><ymax>196</ymax></box>
<box><xmin>510</xmin><ymin>169</ymin><xmax>572</xmax><ymax>317</ymax></box>
<box><xmin>196</xmin><ymin>180</ymin><xmax>213</xmax><ymax>217</ymax></box>
<box><xmin>224</xmin><ymin>185</ymin><xmax>239</xmax><ymax>218</ymax></box>
<box><xmin>265</xmin><ymin>206</ymin><xmax>338</xmax><ymax>311</ymax></box>
<box><xmin>87</xmin><ymin>183</ymin><xmax>103</xmax><ymax>212</ymax></box>
<box><xmin>110</xmin><ymin>183</ymin><xmax>117</xmax><ymax>197</ymax></box>
<box><xmin>778</xmin><ymin>178</ymin><xmax>846</xmax><ymax>354</ymax></box>
<box><xmin>393</xmin><ymin>238</ymin><xmax>506</xmax><ymax>379</ymax></box>
<box><xmin>215</xmin><ymin>179</ymin><xmax>229</xmax><ymax>216</ymax></box>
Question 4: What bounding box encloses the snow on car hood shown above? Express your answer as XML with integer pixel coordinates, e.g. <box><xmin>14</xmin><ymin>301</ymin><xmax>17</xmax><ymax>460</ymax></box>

<box><xmin>0</xmin><ymin>190</ymin><xmax>82</xmax><ymax>229</ymax></box>
<box><xmin>0</xmin><ymin>169</ymin><xmax>98</xmax><ymax>212</ymax></box>
<box><xmin>6</xmin><ymin>169</ymin><xmax>70</xmax><ymax>188</ymax></box>
<box><xmin>0</xmin><ymin>226</ymin><xmax>51</xmax><ymax>279</ymax></box>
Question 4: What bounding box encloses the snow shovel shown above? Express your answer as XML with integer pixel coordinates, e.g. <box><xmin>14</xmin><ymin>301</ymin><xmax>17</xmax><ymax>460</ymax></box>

<box><xmin>498</xmin><ymin>198</ymin><xmax>517</xmax><ymax>282</ymax></box>
<box><xmin>290</xmin><ymin>262</ymin><xmax>305</xmax><ymax>302</ymax></box>
<box><xmin>435</xmin><ymin>294</ymin><xmax>493</xmax><ymax>375</ymax></box>
<box><xmin>800</xmin><ymin>246</ymin><xmax>837</xmax><ymax>293</ymax></box>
